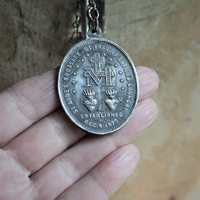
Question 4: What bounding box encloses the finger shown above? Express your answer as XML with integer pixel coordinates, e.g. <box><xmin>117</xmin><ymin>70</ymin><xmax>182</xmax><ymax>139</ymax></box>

<box><xmin>0</xmin><ymin>66</ymin><xmax>159</xmax><ymax>148</ymax></box>
<box><xmin>136</xmin><ymin>66</ymin><xmax>159</xmax><ymax>101</ymax></box>
<box><xmin>3</xmin><ymin>109</ymin><xmax>87</xmax><ymax>174</ymax></box>
<box><xmin>30</xmin><ymin>98</ymin><xmax>157</xmax><ymax>199</ymax></box>
<box><xmin>57</xmin><ymin>144</ymin><xmax>140</xmax><ymax>200</ymax></box>
<box><xmin>0</xmin><ymin>68</ymin><xmax>60</xmax><ymax>147</ymax></box>
<box><xmin>3</xmin><ymin>66</ymin><xmax>159</xmax><ymax>175</ymax></box>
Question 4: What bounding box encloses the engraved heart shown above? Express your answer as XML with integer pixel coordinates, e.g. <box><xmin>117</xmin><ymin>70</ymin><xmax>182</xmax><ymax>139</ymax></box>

<box><xmin>83</xmin><ymin>99</ymin><xmax>97</xmax><ymax>112</ymax></box>
<box><xmin>86</xmin><ymin>105</ymin><xmax>95</xmax><ymax>112</ymax></box>
<box><xmin>105</xmin><ymin>99</ymin><xmax>118</xmax><ymax>111</ymax></box>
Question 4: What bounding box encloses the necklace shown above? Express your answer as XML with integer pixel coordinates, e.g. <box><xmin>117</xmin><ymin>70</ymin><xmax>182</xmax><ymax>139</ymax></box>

<box><xmin>58</xmin><ymin>0</ymin><xmax>139</xmax><ymax>135</ymax></box>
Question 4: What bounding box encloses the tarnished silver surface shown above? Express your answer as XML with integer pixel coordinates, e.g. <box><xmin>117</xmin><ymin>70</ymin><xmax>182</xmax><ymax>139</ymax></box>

<box><xmin>58</xmin><ymin>37</ymin><xmax>139</xmax><ymax>134</ymax></box>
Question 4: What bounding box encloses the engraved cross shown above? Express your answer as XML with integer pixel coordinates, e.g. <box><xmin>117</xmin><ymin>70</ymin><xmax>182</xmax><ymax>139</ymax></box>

<box><xmin>91</xmin><ymin>53</ymin><xmax>104</xmax><ymax>72</ymax></box>
<box><xmin>84</xmin><ymin>53</ymin><xmax>115</xmax><ymax>87</ymax></box>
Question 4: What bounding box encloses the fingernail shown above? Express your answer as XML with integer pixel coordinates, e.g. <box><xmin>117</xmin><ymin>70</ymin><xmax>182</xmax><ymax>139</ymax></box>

<box><xmin>151</xmin><ymin>68</ymin><xmax>160</xmax><ymax>83</ymax></box>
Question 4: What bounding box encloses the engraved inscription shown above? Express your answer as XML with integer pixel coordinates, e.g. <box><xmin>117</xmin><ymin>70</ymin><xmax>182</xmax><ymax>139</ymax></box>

<box><xmin>84</xmin><ymin>118</ymin><xmax>119</xmax><ymax>129</ymax></box>
<box><xmin>81</xmin><ymin>112</ymin><xmax>124</xmax><ymax>119</ymax></box>
<box><xmin>118</xmin><ymin>56</ymin><xmax>133</xmax><ymax>81</ymax></box>
<box><xmin>125</xmin><ymin>83</ymin><xmax>134</xmax><ymax>108</ymax></box>
<box><xmin>58</xmin><ymin>39</ymin><xmax>138</xmax><ymax>134</ymax></box>
<box><xmin>64</xmin><ymin>89</ymin><xmax>78</xmax><ymax>113</ymax></box>
<box><xmin>63</xmin><ymin>52</ymin><xmax>81</xmax><ymax>82</ymax></box>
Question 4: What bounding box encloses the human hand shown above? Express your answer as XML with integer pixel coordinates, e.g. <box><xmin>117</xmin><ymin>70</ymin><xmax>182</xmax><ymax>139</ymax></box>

<box><xmin>0</xmin><ymin>66</ymin><xmax>159</xmax><ymax>200</ymax></box>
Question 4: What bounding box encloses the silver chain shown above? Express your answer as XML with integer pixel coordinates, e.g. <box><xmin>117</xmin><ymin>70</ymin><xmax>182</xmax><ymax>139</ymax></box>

<box><xmin>68</xmin><ymin>0</ymin><xmax>82</xmax><ymax>46</ymax></box>
<box><xmin>87</xmin><ymin>0</ymin><xmax>99</xmax><ymax>32</ymax></box>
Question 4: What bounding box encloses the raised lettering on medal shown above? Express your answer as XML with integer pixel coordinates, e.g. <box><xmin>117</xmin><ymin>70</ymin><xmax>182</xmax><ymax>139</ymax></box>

<box><xmin>58</xmin><ymin>39</ymin><xmax>139</xmax><ymax>134</ymax></box>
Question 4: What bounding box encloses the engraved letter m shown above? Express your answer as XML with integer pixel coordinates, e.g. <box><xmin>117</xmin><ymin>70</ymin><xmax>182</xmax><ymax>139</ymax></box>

<box><xmin>84</xmin><ymin>53</ymin><xmax>115</xmax><ymax>86</ymax></box>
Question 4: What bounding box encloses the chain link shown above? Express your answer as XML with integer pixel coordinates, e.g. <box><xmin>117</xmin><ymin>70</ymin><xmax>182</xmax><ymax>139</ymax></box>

<box><xmin>87</xmin><ymin>0</ymin><xmax>99</xmax><ymax>32</ymax></box>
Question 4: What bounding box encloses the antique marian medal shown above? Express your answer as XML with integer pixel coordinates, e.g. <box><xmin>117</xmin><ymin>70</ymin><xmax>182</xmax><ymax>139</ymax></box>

<box><xmin>58</xmin><ymin>0</ymin><xmax>139</xmax><ymax>134</ymax></box>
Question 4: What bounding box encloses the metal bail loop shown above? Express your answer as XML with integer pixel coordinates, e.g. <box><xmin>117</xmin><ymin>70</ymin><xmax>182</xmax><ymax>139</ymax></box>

<box><xmin>81</xmin><ymin>0</ymin><xmax>105</xmax><ymax>39</ymax></box>
<box><xmin>87</xmin><ymin>26</ymin><xmax>102</xmax><ymax>38</ymax></box>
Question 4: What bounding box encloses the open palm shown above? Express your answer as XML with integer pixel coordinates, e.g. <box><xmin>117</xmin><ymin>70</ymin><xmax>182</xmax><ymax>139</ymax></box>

<box><xmin>0</xmin><ymin>66</ymin><xmax>159</xmax><ymax>200</ymax></box>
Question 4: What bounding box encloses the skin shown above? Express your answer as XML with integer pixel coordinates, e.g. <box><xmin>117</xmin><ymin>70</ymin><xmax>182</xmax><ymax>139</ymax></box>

<box><xmin>0</xmin><ymin>66</ymin><xmax>159</xmax><ymax>200</ymax></box>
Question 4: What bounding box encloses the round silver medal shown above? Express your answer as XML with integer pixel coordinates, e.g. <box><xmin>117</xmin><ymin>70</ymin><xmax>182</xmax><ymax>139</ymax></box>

<box><xmin>58</xmin><ymin>30</ymin><xmax>139</xmax><ymax>134</ymax></box>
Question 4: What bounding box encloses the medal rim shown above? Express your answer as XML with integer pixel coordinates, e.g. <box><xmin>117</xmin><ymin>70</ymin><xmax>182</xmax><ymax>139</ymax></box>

<box><xmin>58</xmin><ymin>37</ymin><xmax>139</xmax><ymax>135</ymax></box>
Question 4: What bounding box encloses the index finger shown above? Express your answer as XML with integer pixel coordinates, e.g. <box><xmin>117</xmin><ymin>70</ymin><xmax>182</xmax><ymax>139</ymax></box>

<box><xmin>0</xmin><ymin>68</ymin><xmax>60</xmax><ymax>147</ymax></box>
<box><xmin>0</xmin><ymin>66</ymin><xmax>159</xmax><ymax>147</ymax></box>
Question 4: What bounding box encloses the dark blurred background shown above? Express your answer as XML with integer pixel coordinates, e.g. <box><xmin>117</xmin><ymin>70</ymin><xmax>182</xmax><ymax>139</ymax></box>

<box><xmin>0</xmin><ymin>0</ymin><xmax>199</xmax><ymax>199</ymax></box>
